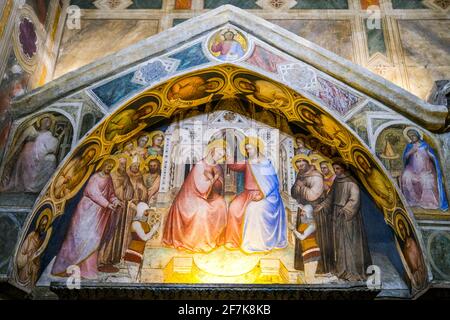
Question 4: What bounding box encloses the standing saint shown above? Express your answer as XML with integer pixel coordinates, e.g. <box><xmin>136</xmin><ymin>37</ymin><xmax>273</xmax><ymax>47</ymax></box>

<box><xmin>128</xmin><ymin>157</ymin><xmax>148</xmax><ymax>203</ymax></box>
<box><xmin>98</xmin><ymin>157</ymin><xmax>135</xmax><ymax>272</ymax></box>
<box><xmin>396</xmin><ymin>217</ymin><xmax>426</xmax><ymax>290</ymax></box>
<box><xmin>400</xmin><ymin>128</ymin><xmax>448</xmax><ymax>211</ymax></box>
<box><xmin>162</xmin><ymin>140</ymin><xmax>228</xmax><ymax>253</ymax></box>
<box><xmin>143</xmin><ymin>158</ymin><xmax>161</xmax><ymax>205</ymax></box>
<box><xmin>2</xmin><ymin>116</ymin><xmax>59</xmax><ymax>193</ymax></box>
<box><xmin>226</xmin><ymin>137</ymin><xmax>287</xmax><ymax>253</ymax></box>
<box><xmin>51</xmin><ymin>159</ymin><xmax>123</xmax><ymax>279</ymax></box>
<box><xmin>318</xmin><ymin>160</ymin><xmax>372</xmax><ymax>281</ymax></box>
<box><xmin>319</xmin><ymin>160</ymin><xmax>336</xmax><ymax>194</ymax></box>
<box><xmin>16</xmin><ymin>210</ymin><xmax>51</xmax><ymax>288</ymax></box>
<box><xmin>291</xmin><ymin>155</ymin><xmax>333</xmax><ymax>274</ymax></box>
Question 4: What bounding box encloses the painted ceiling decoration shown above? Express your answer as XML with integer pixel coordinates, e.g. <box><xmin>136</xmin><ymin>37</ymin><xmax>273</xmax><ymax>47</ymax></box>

<box><xmin>3</xmin><ymin>6</ymin><xmax>449</xmax><ymax>299</ymax></box>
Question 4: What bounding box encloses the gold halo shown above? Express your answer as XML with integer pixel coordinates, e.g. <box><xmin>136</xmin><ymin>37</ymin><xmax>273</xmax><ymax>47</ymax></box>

<box><xmin>205</xmin><ymin>139</ymin><xmax>228</xmax><ymax>162</ymax></box>
<box><xmin>239</xmin><ymin>136</ymin><xmax>265</xmax><ymax>157</ymax></box>
<box><xmin>315</xmin><ymin>156</ymin><xmax>334</xmax><ymax>176</ymax></box>
<box><xmin>135</xmin><ymin>134</ymin><xmax>150</xmax><ymax>147</ymax></box>
<box><xmin>80</xmin><ymin>146</ymin><xmax>98</xmax><ymax>166</ymax></box>
<box><xmin>394</xmin><ymin>211</ymin><xmax>411</xmax><ymax>242</ymax></box>
<box><xmin>353</xmin><ymin>150</ymin><xmax>371</xmax><ymax>175</ymax></box>
<box><xmin>291</xmin><ymin>154</ymin><xmax>311</xmax><ymax>171</ymax></box>
<box><xmin>309</xmin><ymin>154</ymin><xmax>330</xmax><ymax>172</ymax></box>
<box><xmin>146</xmin><ymin>155</ymin><xmax>163</xmax><ymax>170</ymax></box>
<box><xmin>95</xmin><ymin>156</ymin><xmax>117</xmax><ymax>172</ymax></box>
<box><xmin>136</xmin><ymin>101</ymin><xmax>159</xmax><ymax>120</ymax></box>
<box><xmin>36</xmin><ymin>208</ymin><xmax>53</xmax><ymax>232</ymax></box>
<box><xmin>35</xmin><ymin>113</ymin><xmax>57</xmax><ymax>131</ymax></box>
<box><xmin>147</xmin><ymin>130</ymin><xmax>165</xmax><ymax>147</ymax></box>
<box><xmin>403</xmin><ymin>126</ymin><xmax>423</xmax><ymax>142</ymax></box>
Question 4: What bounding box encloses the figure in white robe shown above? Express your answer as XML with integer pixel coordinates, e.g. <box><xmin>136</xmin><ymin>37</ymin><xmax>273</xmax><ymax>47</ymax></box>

<box><xmin>2</xmin><ymin>116</ymin><xmax>59</xmax><ymax>193</ymax></box>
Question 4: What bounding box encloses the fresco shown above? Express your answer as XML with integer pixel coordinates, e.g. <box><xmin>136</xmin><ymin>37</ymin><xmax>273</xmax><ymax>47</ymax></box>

<box><xmin>54</xmin><ymin>19</ymin><xmax>159</xmax><ymax>78</ymax></box>
<box><xmin>398</xmin><ymin>20</ymin><xmax>450</xmax><ymax>100</ymax></box>
<box><xmin>270</xmin><ymin>19</ymin><xmax>354</xmax><ymax>62</ymax></box>
<box><xmin>209</xmin><ymin>28</ymin><xmax>248</xmax><ymax>62</ymax></box>
<box><xmin>246</xmin><ymin>45</ymin><xmax>288</xmax><ymax>74</ymax></box>
<box><xmin>10</xmin><ymin>66</ymin><xmax>428</xmax><ymax>298</ymax></box>
<box><xmin>375</xmin><ymin>125</ymin><xmax>449</xmax><ymax>212</ymax></box>
<box><xmin>0</xmin><ymin>54</ymin><xmax>30</xmax><ymax>166</ymax></box>
<box><xmin>89</xmin><ymin>41</ymin><xmax>212</xmax><ymax>109</ymax></box>
<box><xmin>0</xmin><ymin>112</ymin><xmax>73</xmax><ymax>194</ymax></box>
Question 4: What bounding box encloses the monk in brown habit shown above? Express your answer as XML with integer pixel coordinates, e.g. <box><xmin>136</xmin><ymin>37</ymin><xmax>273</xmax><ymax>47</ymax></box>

<box><xmin>291</xmin><ymin>156</ymin><xmax>334</xmax><ymax>274</ymax></box>
<box><xmin>98</xmin><ymin>157</ymin><xmax>134</xmax><ymax>272</ymax></box>
<box><xmin>317</xmin><ymin>160</ymin><xmax>372</xmax><ymax>281</ymax></box>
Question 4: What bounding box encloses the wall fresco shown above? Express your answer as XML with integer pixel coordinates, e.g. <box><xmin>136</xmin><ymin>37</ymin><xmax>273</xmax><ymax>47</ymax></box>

<box><xmin>10</xmin><ymin>65</ymin><xmax>428</xmax><ymax>298</ymax></box>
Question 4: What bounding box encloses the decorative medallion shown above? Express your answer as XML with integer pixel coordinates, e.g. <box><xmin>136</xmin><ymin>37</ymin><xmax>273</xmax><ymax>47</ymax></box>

<box><xmin>207</xmin><ymin>27</ymin><xmax>249</xmax><ymax>62</ymax></box>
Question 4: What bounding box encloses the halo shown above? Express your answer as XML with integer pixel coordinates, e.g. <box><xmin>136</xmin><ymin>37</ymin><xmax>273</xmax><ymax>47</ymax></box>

<box><xmin>206</xmin><ymin>139</ymin><xmax>228</xmax><ymax>153</ymax></box>
<box><xmin>80</xmin><ymin>146</ymin><xmax>98</xmax><ymax>166</ymax></box>
<box><xmin>353</xmin><ymin>150</ymin><xmax>371</xmax><ymax>175</ymax></box>
<box><xmin>125</xmin><ymin>154</ymin><xmax>146</xmax><ymax>172</ymax></box>
<box><xmin>205</xmin><ymin>139</ymin><xmax>228</xmax><ymax>162</ymax></box>
<box><xmin>239</xmin><ymin>136</ymin><xmax>265</xmax><ymax>157</ymax></box>
<box><xmin>147</xmin><ymin>131</ymin><xmax>165</xmax><ymax>147</ymax></box>
<box><xmin>204</xmin><ymin>77</ymin><xmax>225</xmax><ymax>93</ymax></box>
<box><xmin>298</xmin><ymin>104</ymin><xmax>317</xmax><ymax>125</ymax></box>
<box><xmin>136</xmin><ymin>101</ymin><xmax>159</xmax><ymax>120</ymax></box>
<box><xmin>394</xmin><ymin>211</ymin><xmax>411</xmax><ymax>242</ymax></box>
<box><xmin>145</xmin><ymin>155</ymin><xmax>163</xmax><ymax>170</ymax></box>
<box><xmin>35</xmin><ymin>208</ymin><xmax>52</xmax><ymax>232</ymax></box>
<box><xmin>403</xmin><ymin>126</ymin><xmax>423</xmax><ymax>142</ymax></box>
<box><xmin>110</xmin><ymin>154</ymin><xmax>129</xmax><ymax>173</ymax></box>
<box><xmin>291</xmin><ymin>154</ymin><xmax>311</xmax><ymax>171</ymax></box>
<box><xmin>95</xmin><ymin>156</ymin><xmax>117</xmax><ymax>172</ymax></box>
<box><xmin>135</xmin><ymin>133</ymin><xmax>150</xmax><ymax>147</ymax></box>
<box><xmin>118</xmin><ymin>139</ymin><xmax>138</xmax><ymax>153</ymax></box>
<box><xmin>234</xmin><ymin>77</ymin><xmax>255</xmax><ymax>94</ymax></box>
<box><xmin>309</xmin><ymin>154</ymin><xmax>329</xmax><ymax>172</ymax></box>
<box><xmin>319</xmin><ymin>160</ymin><xmax>335</xmax><ymax>177</ymax></box>
<box><xmin>293</xmin><ymin>134</ymin><xmax>308</xmax><ymax>149</ymax></box>
<box><xmin>221</xmin><ymin>28</ymin><xmax>237</xmax><ymax>38</ymax></box>
<box><xmin>35</xmin><ymin>113</ymin><xmax>57</xmax><ymax>131</ymax></box>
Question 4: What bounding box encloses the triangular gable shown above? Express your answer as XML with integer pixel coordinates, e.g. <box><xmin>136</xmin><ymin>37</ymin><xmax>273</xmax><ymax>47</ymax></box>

<box><xmin>10</xmin><ymin>5</ymin><xmax>447</xmax><ymax>132</ymax></box>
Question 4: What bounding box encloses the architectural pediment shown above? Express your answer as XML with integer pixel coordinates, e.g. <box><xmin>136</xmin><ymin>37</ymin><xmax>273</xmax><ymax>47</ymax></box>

<box><xmin>10</xmin><ymin>5</ymin><xmax>447</xmax><ymax>131</ymax></box>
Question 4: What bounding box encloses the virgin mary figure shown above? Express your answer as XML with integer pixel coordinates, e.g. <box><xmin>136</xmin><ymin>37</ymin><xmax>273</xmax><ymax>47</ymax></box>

<box><xmin>400</xmin><ymin>127</ymin><xmax>448</xmax><ymax>211</ymax></box>
<box><xmin>162</xmin><ymin>140</ymin><xmax>228</xmax><ymax>253</ymax></box>
<box><xmin>225</xmin><ymin>137</ymin><xmax>287</xmax><ymax>253</ymax></box>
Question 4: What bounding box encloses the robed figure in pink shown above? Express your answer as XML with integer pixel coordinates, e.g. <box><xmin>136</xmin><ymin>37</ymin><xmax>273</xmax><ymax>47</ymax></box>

<box><xmin>162</xmin><ymin>141</ymin><xmax>228</xmax><ymax>253</ymax></box>
<box><xmin>400</xmin><ymin>128</ymin><xmax>448</xmax><ymax>211</ymax></box>
<box><xmin>51</xmin><ymin>159</ymin><xmax>123</xmax><ymax>279</ymax></box>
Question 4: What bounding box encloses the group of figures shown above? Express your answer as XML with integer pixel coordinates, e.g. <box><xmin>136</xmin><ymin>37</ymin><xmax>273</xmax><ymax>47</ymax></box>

<box><xmin>17</xmin><ymin>131</ymin><xmax>166</xmax><ymax>284</ymax></box>
<box><xmin>290</xmin><ymin>152</ymin><xmax>371</xmax><ymax>283</ymax></box>
<box><xmin>163</xmin><ymin>137</ymin><xmax>287</xmax><ymax>254</ymax></box>
<box><xmin>10</xmin><ymin>64</ymin><xmax>437</xmax><ymax>294</ymax></box>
